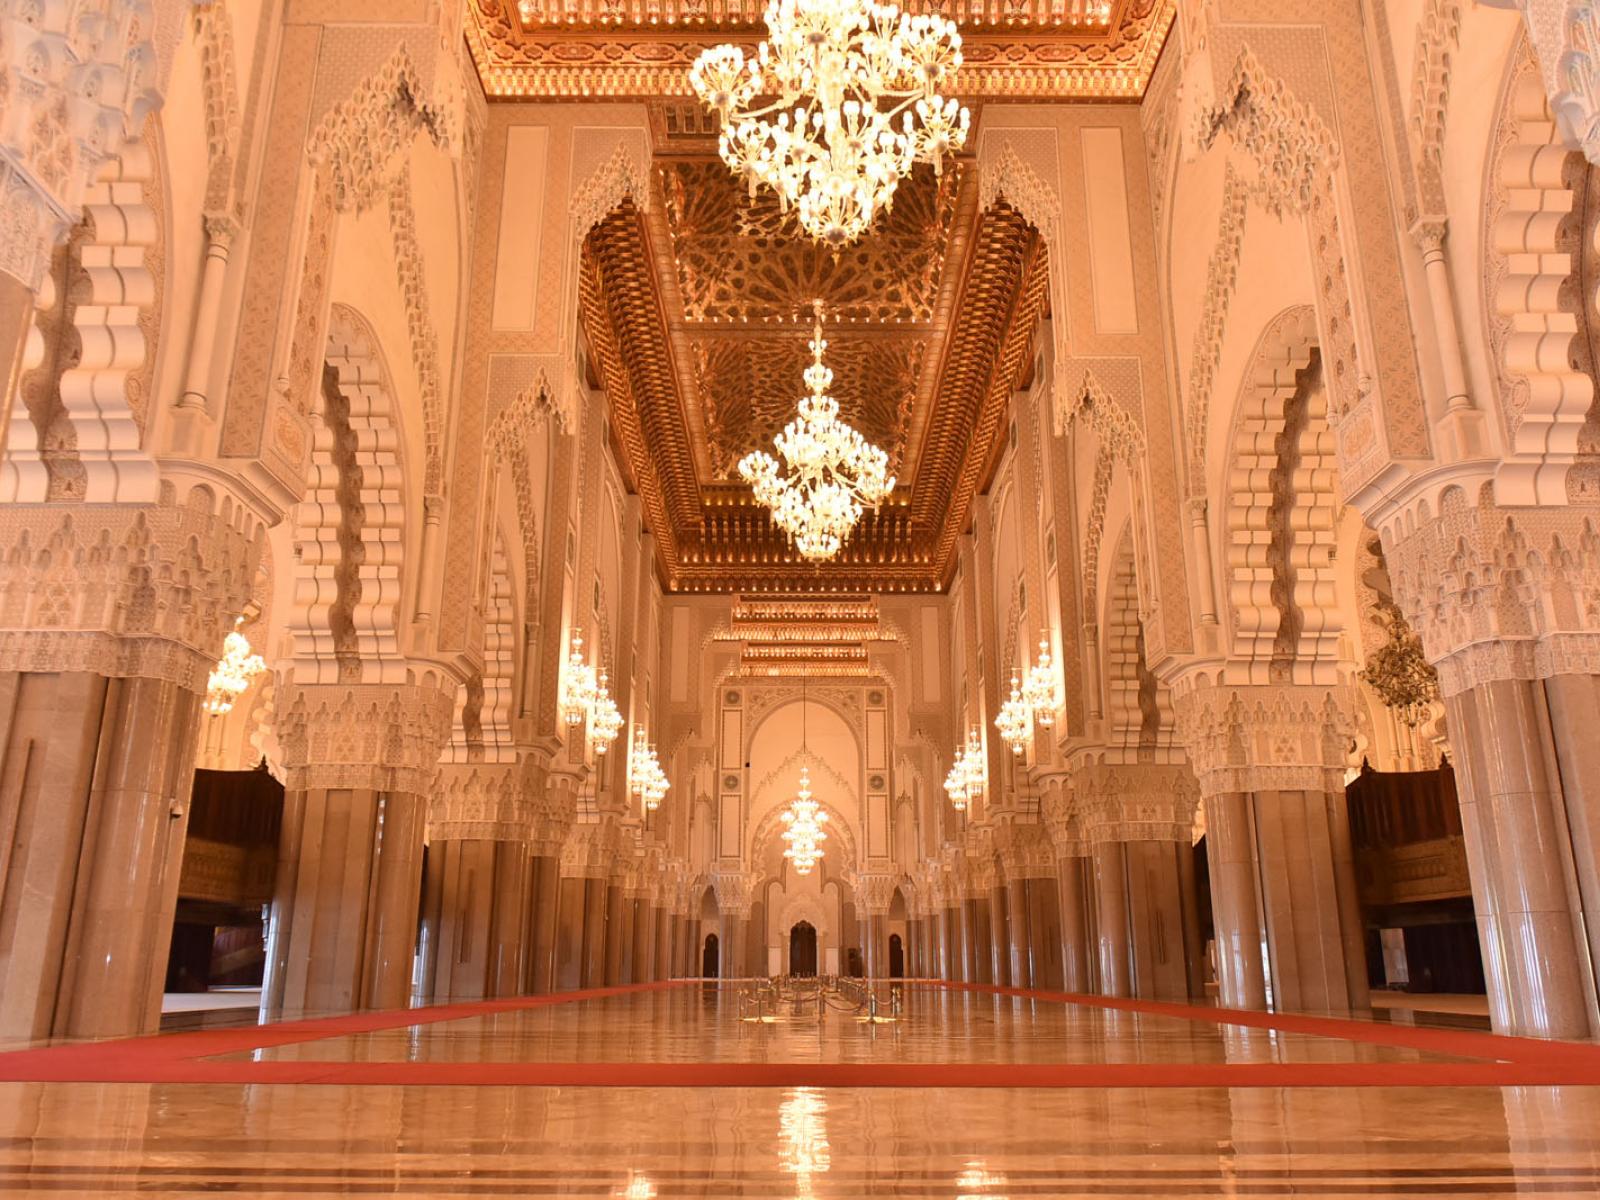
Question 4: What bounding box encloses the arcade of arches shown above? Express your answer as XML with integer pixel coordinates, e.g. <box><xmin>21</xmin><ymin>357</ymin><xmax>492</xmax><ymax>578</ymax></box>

<box><xmin>6</xmin><ymin>1</ymin><xmax>1600</xmax><ymax>1196</ymax></box>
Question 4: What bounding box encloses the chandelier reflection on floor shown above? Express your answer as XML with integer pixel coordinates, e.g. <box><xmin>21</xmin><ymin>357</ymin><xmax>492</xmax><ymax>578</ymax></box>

<box><xmin>738</xmin><ymin>301</ymin><xmax>894</xmax><ymax>561</ymax></box>
<box><xmin>690</xmin><ymin>0</ymin><xmax>970</xmax><ymax>247</ymax></box>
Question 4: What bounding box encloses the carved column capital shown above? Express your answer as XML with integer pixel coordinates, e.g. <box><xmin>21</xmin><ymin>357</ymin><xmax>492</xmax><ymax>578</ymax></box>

<box><xmin>710</xmin><ymin>869</ymin><xmax>756</xmax><ymax>918</ymax></box>
<box><xmin>0</xmin><ymin>491</ymin><xmax>264</xmax><ymax>690</ymax></box>
<box><xmin>1171</xmin><ymin>681</ymin><xmax>1359</xmax><ymax>798</ymax></box>
<box><xmin>1068</xmin><ymin>760</ymin><xmax>1201</xmax><ymax>843</ymax></box>
<box><xmin>277</xmin><ymin>676</ymin><xmax>455</xmax><ymax>794</ymax></box>
<box><xmin>852</xmin><ymin>871</ymin><xmax>898</xmax><ymax>916</ymax></box>
<box><xmin>1382</xmin><ymin>488</ymin><xmax>1600</xmax><ymax>695</ymax></box>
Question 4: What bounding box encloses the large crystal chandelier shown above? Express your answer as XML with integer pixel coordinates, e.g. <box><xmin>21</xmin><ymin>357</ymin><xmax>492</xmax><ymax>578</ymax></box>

<box><xmin>1021</xmin><ymin>638</ymin><xmax>1059</xmax><ymax>728</ymax></box>
<box><xmin>738</xmin><ymin>302</ymin><xmax>895</xmax><ymax>561</ymax></box>
<box><xmin>589</xmin><ymin>670</ymin><xmax>624</xmax><ymax>754</ymax></box>
<box><xmin>942</xmin><ymin>727</ymin><xmax>986</xmax><ymax>812</ymax></box>
<box><xmin>995</xmin><ymin>639</ymin><xmax>1062</xmax><ymax>753</ymax></box>
<box><xmin>629</xmin><ymin>727</ymin><xmax>670</xmax><ymax>811</ymax></box>
<box><xmin>781</xmin><ymin>766</ymin><xmax>829</xmax><ymax>874</ymax></box>
<box><xmin>560</xmin><ymin>631</ymin><xmax>598</xmax><ymax>727</ymax></box>
<box><xmin>205</xmin><ymin>617</ymin><xmax>267</xmax><ymax>716</ymax></box>
<box><xmin>995</xmin><ymin>672</ymin><xmax>1032</xmax><ymax>755</ymax></box>
<box><xmin>690</xmin><ymin>0</ymin><xmax>971</xmax><ymax>248</ymax></box>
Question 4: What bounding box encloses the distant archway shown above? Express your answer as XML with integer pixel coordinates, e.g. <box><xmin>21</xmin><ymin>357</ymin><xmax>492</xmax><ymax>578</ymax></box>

<box><xmin>789</xmin><ymin>921</ymin><xmax>818</xmax><ymax>976</ymax></box>
<box><xmin>889</xmin><ymin>933</ymin><xmax>905</xmax><ymax>979</ymax></box>
<box><xmin>702</xmin><ymin>932</ymin><xmax>719</xmax><ymax>978</ymax></box>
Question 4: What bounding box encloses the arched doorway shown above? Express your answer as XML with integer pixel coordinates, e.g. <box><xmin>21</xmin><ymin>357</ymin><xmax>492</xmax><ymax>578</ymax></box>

<box><xmin>789</xmin><ymin>921</ymin><xmax>818</xmax><ymax>976</ymax></box>
<box><xmin>889</xmin><ymin>933</ymin><xmax>905</xmax><ymax>979</ymax></box>
<box><xmin>702</xmin><ymin>933</ymin><xmax>719</xmax><ymax>978</ymax></box>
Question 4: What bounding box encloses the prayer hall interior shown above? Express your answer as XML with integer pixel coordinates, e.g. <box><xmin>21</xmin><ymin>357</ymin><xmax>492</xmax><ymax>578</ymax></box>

<box><xmin>4</xmin><ymin>0</ymin><xmax>1600</xmax><ymax>1195</ymax></box>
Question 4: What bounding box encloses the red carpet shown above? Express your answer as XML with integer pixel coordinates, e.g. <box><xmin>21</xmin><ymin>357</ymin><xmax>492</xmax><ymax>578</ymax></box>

<box><xmin>2</xmin><ymin>980</ymin><xmax>1597</xmax><ymax>1089</ymax></box>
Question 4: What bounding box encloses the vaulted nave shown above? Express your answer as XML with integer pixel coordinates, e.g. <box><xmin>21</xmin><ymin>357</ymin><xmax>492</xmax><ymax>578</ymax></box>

<box><xmin>4</xmin><ymin>0</ymin><xmax>1600</xmax><ymax>1196</ymax></box>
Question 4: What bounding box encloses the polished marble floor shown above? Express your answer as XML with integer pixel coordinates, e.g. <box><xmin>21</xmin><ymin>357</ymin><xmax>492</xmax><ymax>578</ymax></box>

<box><xmin>1</xmin><ymin>982</ymin><xmax>1599</xmax><ymax>1197</ymax></box>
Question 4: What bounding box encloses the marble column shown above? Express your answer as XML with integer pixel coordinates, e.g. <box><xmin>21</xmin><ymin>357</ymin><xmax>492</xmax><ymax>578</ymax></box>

<box><xmin>1025</xmin><ymin>876</ymin><xmax>1065</xmax><ymax>991</ymax></box>
<box><xmin>1056</xmin><ymin>855</ymin><xmax>1093</xmax><ymax>993</ymax></box>
<box><xmin>630</xmin><ymin>898</ymin><xmax>653</xmax><ymax>984</ymax></box>
<box><xmin>1450</xmin><ymin>675</ymin><xmax>1600</xmax><ymax>1038</ymax></box>
<box><xmin>969</xmin><ymin>896</ymin><xmax>994</xmax><ymax>985</ymax></box>
<box><xmin>425</xmin><ymin>838</ymin><xmax>533</xmax><ymax>1002</ymax></box>
<box><xmin>1175</xmin><ymin>684</ymin><xmax>1367</xmax><ymax>1017</ymax></box>
<box><xmin>554</xmin><ymin>874</ymin><xmax>587</xmax><ymax>991</ymax></box>
<box><xmin>747</xmin><ymin>897</ymin><xmax>767</xmax><ymax>978</ymax></box>
<box><xmin>653</xmin><ymin>906</ymin><xmax>671</xmax><ymax>980</ymax></box>
<box><xmin>1121</xmin><ymin>839</ymin><xmax>1196</xmax><ymax>1002</ymax></box>
<box><xmin>1005</xmin><ymin>879</ymin><xmax>1032</xmax><ymax>987</ymax></box>
<box><xmin>603</xmin><ymin>881</ymin><xmax>627</xmax><ymax>986</ymax></box>
<box><xmin>1090</xmin><ymin>841</ymin><xmax>1133</xmax><ymax>998</ymax></box>
<box><xmin>262</xmin><ymin>680</ymin><xmax>453</xmax><ymax>1019</ymax></box>
<box><xmin>720</xmin><ymin>912</ymin><xmax>746</xmax><ymax>978</ymax></box>
<box><xmin>0</xmin><ymin>672</ymin><xmax>203</xmax><ymax>1041</ymax></box>
<box><xmin>526</xmin><ymin>853</ymin><xmax>561</xmax><ymax>993</ymax></box>
<box><xmin>987</xmin><ymin>884</ymin><xmax>1012</xmax><ymax>986</ymax></box>
<box><xmin>581</xmin><ymin>877</ymin><xmax>608</xmax><ymax>988</ymax></box>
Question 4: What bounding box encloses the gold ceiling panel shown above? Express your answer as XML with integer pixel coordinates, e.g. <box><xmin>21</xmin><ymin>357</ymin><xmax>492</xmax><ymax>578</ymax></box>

<box><xmin>662</xmin><ymin>162</ymin><xmax>961</xmax><ymax>326</ymax></box>
<box><xmin>466</xmin><ymin>0</ymin><xmax>1175</xmax><ymax>101</ymax></box>
<box><xmin>691</xmin><ymin>334</ymin><xmax>924</xmax><ymax>481</ymax></box>
<box><xmin>578</xmin><ymin>176</ymin><xmax>1041</xmax><ymax>593</ymax></box>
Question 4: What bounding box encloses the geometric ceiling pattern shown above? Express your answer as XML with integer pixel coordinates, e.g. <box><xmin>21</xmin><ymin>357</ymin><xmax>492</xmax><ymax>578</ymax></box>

<box><xmin>466</xmin><ymin>0</ymin><xmax>1175</xmax><ymax>102</ymax></box>
<box><xmin>579</xmin><ymin>153</ymin><xmax>1047</xmax><ymax>593</ymax></box>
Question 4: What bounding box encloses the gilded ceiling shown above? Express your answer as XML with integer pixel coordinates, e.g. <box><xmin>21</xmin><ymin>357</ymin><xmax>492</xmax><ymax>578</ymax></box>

<box><xmin>465</xmin><ymin>0</ymin><xmax>1175</xmax><ymax>101</ymax></box>
<box><xmin>663</xmin><ymin>161</ymin><xmax>962</xmax><ymax>482</ymax></box>
<box><xmin>578</xmin><ymin>147</ymin><xmax>1045</xmax><ymax>594</ymax></box>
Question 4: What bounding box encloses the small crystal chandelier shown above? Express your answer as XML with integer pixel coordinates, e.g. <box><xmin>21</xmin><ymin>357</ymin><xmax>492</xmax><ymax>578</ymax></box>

<box><xmin>560</xmin><ymin>631</ymin><xmax>598</xmax><ymax>727</ymax></box>
<box><xmin>738</xmin><ymin>301</ymin><xmax>894</xmax><ymax>561</ymax></box>
<box><xmin>1021</xmin><ymin>638</ymin><xmax>1059</xmax><ymax>728</ymax></box>
<box><xmin>629</xmin><ymin>727</ymin><xmax>670</xmax><ymax>811</ymax></box>
<box><xmin>589</xmin><ymin>670</ymin><xmax>624</xmax><ymax>754</ymax></box>
<box><xmin>690</xmin><ymin>0</ymin><xmax>971</xmax><ymax>247</ymax></box>
<box><xmin>782</xmin><ymin>766</ymin><xmax>829</xmax><ymax>874</ymax></box>
<box><xmin>995</xmin><ymin>671</ymin><xmax>1033</xmax><ymax>755</ymax></box>
<box><xmin>943</xmin><ymin>727</ymin><xmax>986</xmax><ymax>812</ymax></box>
<box><xmin>205</xmin><ymin>617</ymin><xmax>267</xmax><ymax>716</ymax></box>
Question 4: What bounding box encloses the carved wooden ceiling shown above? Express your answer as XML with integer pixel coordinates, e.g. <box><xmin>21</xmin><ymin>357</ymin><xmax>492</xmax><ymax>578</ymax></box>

<box><xmin>578</xmin><ymin>143</ymin><xmax>1046</xmax><ymax>594</ymax></box>
<box><xmin>466</xmin><ymin>0</ymin><xmax>1174</xmax><ymax>101</ymax></box>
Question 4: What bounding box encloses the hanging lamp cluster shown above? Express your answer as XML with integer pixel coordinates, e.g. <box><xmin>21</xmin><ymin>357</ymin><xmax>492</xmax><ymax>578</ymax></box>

<box><xmin>782</xmin><ymin>766</ymin><xmax>830</xmax><ymax>874</ymax></box>
<box><xmin>204</xmin><ymin>617</ymin><xmax>267</xmax><ymax>716</ymax></box>
<box><xmin>690</xmin><ymin>0</ymin><xmax>971</xmax><ymax>249</ymax></box>
<box><xmin>994</xmin><ymin>638</ymin><xmax>1061</xmax><ymax>755</ymax></box>
<box><xmin>738</xmin><ymin>301</ymin><xmax>895</xmax><ymax>561</ymax></box>
<box><xmin>560</xmin><ymin>631</ymin><xmax>624</xmax><ymax>755</ymax></box>
<box><xmin>629</xmin><ymin>727</ymin><xmax>670</xmax><ymax>811</ymax></box>
<box><xmin>943</xmin><ymin>726</ymin><xmax>986</xmax><ymax>812</ymax></box>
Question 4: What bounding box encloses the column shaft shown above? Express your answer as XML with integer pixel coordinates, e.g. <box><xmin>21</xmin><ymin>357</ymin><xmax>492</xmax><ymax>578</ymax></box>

<box><xmin>1091</xmin><ymin>842</ymin><xmax>1132</xmax><ymax>998</ymax></box>
<box><xmin>1057</xmin><ymin>856</ymin><xmax>1093</xmax><ymax>993</ymax></box>
<box><xmin>1006</xmin><ymin>881</ymin><xmax>1032</xmax><ymax>987</ymax></box>
<box><xmin>1026</xmin><ymin>877</ymin><xmax>1065</xmax><ymax>991</ymax></box>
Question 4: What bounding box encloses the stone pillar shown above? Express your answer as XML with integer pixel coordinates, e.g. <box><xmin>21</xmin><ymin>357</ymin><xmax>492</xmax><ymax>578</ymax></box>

<box><xmin>1074</xmin><ymin>762</ymin><xmax>1203</xmax><ymax>1003</ymax></box>
<box><xmin>1025</xmin><ymin>876</ymin><xmax>1065</xmax><ymax>991</ymax></box>
<box><xmin>987</xmin><ymin>883</ymin><xmax>1011</xmax><ymax>986</ymax></box>
<box><xmin>425</xmin><ymin>838</ymin><xmax>534</xmax><ymax>1002</ymax></box>
<box><xmin>264</xmin><ymin>679</ymin><xmax>454</xmax><ymax>1018</ymax></box>
<box><xmin>1090</xmin><ymin>841</ymin><xmax>1133</xmax><ymax>998</ymax></box>
<box><xmin>0</xmin><ymin>674</ymin><xmax>203</xmax><ymax>1041</ymax></box>
<box><xmin>425</xmin><ymin>761</ymin><xmax>562</xmax><ymax>1003</ymax></box>
<box><xmin>653</xmin><ymin>904</ymin><xmax>671</xmax><ymax>981</ymax></box>
<box><xmin>1174</xmin><ymin>684</ymin><xmax>1368</xmax><ymax>1016</ymax></box>
<box><xmin>631</xmin><ymin>897</ymin><xmax>653</xmax><ymax>984</ymax></box>
<box><xmin>582</xmin><ymin>877</ymin><xmax>608</xmax><ymax>987</ymax></box>
<box><xmin>527</xmin><ymin>850</ymin><xmax>562</xmax><ymax>993</ymax></box>
<box><xmin>712</xmin><ymin>871</ymin><xmax>754</xmax><ymax>979</ymax></box>
<box><xmin>1003</xmin><ymin>881</ymin><xmax>1031</xmax><ymax>986</ymax></box>
<box><xmin>855</xmin><ymin>872</ymin><xmax>895</xmax><ymax>980</ymax></box>
<box><xmin>1056</xmin><ymin>855</ymin><xmax>1093</xmax><ymax>992</ymax></box>
<box><xmin>0</xmin><ymin>493</ymin><xmax>259</xmax><ymax>1043</ymax></box>
<box><xmin>603</xmin><ymin>880</ymin><xmax>627</xmax><ymax>985</ymax></box>
<box><xmin>554</xmin><ymin>872</ymin><xmax>587</xmax><ymax>991</ymax></box>
<box><xmin>969</xmin><ymin>894</ymin><xmax>993</xmax><ymax>984</ymax></box>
